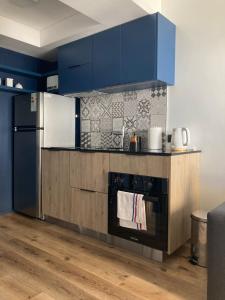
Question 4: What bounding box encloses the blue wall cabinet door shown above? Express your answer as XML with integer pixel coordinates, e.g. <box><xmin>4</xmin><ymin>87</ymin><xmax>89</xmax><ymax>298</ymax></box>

<box><xmin>59</xmin><ymin>64</ymin><xmax>92</xmax><ymax>94</ymax></box>
<box><xmin>121</xmin><ymin>14</ymin><xmax>157</xmax><ymax>84</ymax></box>
<box><xmin>93</xmin><ymin>26</ymin><xmax>121</xmax><ymax>89</ymax></box>
<box><xmin>57</xmin><ymin>12</ymin><xmax>175</xmax><ymax>93</ymax></box>
<box><xmin>121</xmin><ymin>13</ymin><xmax>175</xmax><ymax>86</ymax></box>
<box><xmin>58</xmin><ymin>37</ymin><xmax>93</xmax><ymax>94</ymax></box>
<box><xmin>58</xmin><ymin>37</ymin><xmax>92</xmax><ymax>70</ymax></box>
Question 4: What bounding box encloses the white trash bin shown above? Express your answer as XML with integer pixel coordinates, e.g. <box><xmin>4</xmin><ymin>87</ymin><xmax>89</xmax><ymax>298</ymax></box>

<box><xmin>191</xmin><ymin>210</ymin><xmax>208</xmax><ymax>267</ymax></box>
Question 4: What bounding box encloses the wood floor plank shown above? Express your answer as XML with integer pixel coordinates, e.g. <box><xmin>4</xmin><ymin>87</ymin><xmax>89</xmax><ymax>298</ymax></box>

<box><xmin>0</xmin><ymin>236</ymin><xmax>141</xmax><ymax>300</ymax></box>
<box><xmin>1</xmin><ymin>214</ymin><xmax>206</xmax><ymax>299</ymax></box>
<box><xmin>0</xmin><ymin>275</ymin><xmax>37</xmax><ymax>300</ymax></box>
<box><xmin>30</xmin><ymin>292</ymin><xmax>56</xmax><ymax>300</ymax></box>
<box><xmin>0</xmin><ymin>242</ymin><xmax>98</xmax><ymax>300</ymax></box>
<box><xmin>0</xmin><ymin>227</ymin><xmax>198</xmax><ymax>300</ymax></box>
<box><xmin>0</xmin><ymin>214</ymin><xmax>207</xmax><ymax>300</ymax></box>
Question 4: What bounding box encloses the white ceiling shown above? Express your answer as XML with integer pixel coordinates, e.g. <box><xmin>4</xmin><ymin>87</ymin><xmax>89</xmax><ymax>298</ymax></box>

<box><xmin>0</xmin><ymin>0</ymin><xmax>161</xmax><ymax>61</ymax></box>
<box><xmin>0</xmin><ymin>0</ymin><xmax>78</xmax><ymax>30</ymax></box>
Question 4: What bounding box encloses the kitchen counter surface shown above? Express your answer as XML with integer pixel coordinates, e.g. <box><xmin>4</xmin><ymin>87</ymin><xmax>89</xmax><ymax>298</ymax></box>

<box><xmin>42</xmin><ymin>147</ymin><xmax>201</xmax><ymax>156</ymax></box>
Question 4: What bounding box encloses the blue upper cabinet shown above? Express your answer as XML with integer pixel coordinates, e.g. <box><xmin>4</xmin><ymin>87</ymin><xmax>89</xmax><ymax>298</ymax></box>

<box><xmin>156</xmin><ymin>13</ymin><xmax>176</xmax><ymax>85</ymax></box>
<box><xmin>121</xmin><ymin>13</ymin><xmax>175</xmax><ymax>86</ymax></box>
<box><xmin>57</xmin><ymin>12</ymin><xmax>176</xmax><ymax>94</ymax></box>
<box><xmin>121</xmin><ymin>14</ymin><xmax>157</xmax><ymax>85</ymax></box>
<box><xmin>92</xmin><ymin>26</ymin><xmax>121</xmax><ymax>89</ymax></box>
<box><xmin>58</xmin><ymin>37</ymin><xmax>92</xmax><ymax>94</ymax></box>
<box><xmin>58</xmin><ymin>37</ymin><xmax>92</xmax><ymax>69</ymax></box>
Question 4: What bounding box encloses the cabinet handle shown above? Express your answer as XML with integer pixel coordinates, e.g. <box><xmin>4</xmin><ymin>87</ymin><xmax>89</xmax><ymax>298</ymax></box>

<box><xmin>68</xmin><ymin>63</ymin><xmax>88</xmax><ymax>69</ymax></box>
<box><xmin>80</xmin><ymin>188</ymin><xmax>96</xmax><ymax>193</ymax></box>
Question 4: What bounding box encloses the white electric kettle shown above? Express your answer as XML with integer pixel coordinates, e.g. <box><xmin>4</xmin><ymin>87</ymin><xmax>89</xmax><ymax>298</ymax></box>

<box><xmin>171</xmin><ymin>128</ymin><xmax>190</xmax><ymax>150</ymax></box>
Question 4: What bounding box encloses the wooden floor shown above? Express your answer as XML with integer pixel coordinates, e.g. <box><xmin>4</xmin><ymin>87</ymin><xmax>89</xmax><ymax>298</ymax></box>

<box><xmin>0</xmin><ymin>214</ymin><xmax>206</xmax><ymax>300</ymax></box>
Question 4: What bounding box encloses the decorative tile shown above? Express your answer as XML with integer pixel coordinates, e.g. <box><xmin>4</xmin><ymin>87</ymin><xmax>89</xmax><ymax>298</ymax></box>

<box><xmin>89</xmin><ymin>96</ymin><xmax>97</xmax><ymax>106</ymax></box>
<box><xmin>91</xmin><ymin>120</ymin><xmax>100</xmax><ymax>132</ymax></box>
<box><xmin>150</xmin><ymin>97</ymin><xmax>167</xmax><ymax>115</ymax></box>
<box><xmin>137</xmin><ymin>98</ymin><xmax>151</xmax><ymax>118</ymax></box>
<box><xmin>112</xmin><ymin>133</ymin><xmax>123</xmax><ymax>149</ymax></box>
<box><xmin>123</xmin><ymin>91</ymin><xmax>137</xmax><ymax>102</ymax></box>
<box><xmin>81</xmin><ymin>132</ymin><xmax>91</xmax><ymax>148</ymax></box>
<box><xmin>151</xmin><ymin>86</ymin><xmax>167</xmax><ymax>98</ymax></box>
<box><xmin>91</xmin><ymin>132</ymin><xmax>101</xmax><ymax>147</ymax></box>
<box><xmin>150</xmin><ymin>114</ymin><xmax>166</xmax><ymax>128</ymax></box>
<box><xmin>101</xmin><ymin>102</ymin><xmax>112</xmax><ymax>119</ymax></box>
<box><xmin>90</xmin><ymin>103</ymin><xmax>104</xmax><ymax>120</ymax></box>
<box><xmin>81</xmin><ymin>105</ymin><xmax>90</xmax><ymax>119</ymax></box>
<box><xmin>80</xmin><ymin>87</ymin><xmax>167</xmax><ymax>148</ymax></box>
<box><xmin>136</xmin><ymin>88</ymin><xmax>151</xmax><ymax>99</ymax></box>
<box><xmin>113</xmin><ymin>118</ymin><xmax>124</xmax><ymax>131</ymax></box>
<box><xmin>123</xmin><ymin>132</ymin><xmax>131</xmax><ymax>150</ymax></box>
<box><xmin>101</xmin><ymin>132</ymin><xmax>112</xmax><ymax>148</ymax></box>
<box><xmin>124</xmin><ymin>100</ymin><xmax>137</xmax><ymax>117</ymax></box>
<box><xmin>136</xmin><ymin>116</ymin><xmax>150</xmax><ymax>130</ymax></box>
<box><xmin>100</xmin><ymin>118</ymin><xmax>112</xmax><ymax>132</ymax></box>
<box><xmin>112</xmin><ymin>93</ymin><xmax>123</xmax><ymax>103</ymax></box>
<box><xmin>112</xmin><ymin>102</ymin><xmax>124</xmax><ymax>118</ymax></box>
<box><xmin>81</xmin><ymin>119</ymin><xmax>90</xmax><ymax>132</ymax></box>
<box><xmin>124</xmin><ymin>116</ymin><xmax>137</xmax><ymax>132</ymax></box>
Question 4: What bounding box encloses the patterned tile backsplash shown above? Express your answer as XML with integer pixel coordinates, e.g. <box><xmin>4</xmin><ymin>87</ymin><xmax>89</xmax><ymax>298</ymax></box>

<box><xmin>80</xmin><ymin>87</ymin><xmax>167</xmax><ymax>149</ymax></box>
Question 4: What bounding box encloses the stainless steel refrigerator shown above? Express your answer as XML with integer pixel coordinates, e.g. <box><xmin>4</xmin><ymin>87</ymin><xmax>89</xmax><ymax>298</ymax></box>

<box><xmin>13</xmin><ymin>92</ymin><xmax>75</xmax><ymax>219</ymax></box>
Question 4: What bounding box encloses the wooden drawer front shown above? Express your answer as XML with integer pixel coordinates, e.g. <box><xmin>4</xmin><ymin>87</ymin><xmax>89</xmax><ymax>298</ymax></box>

<box><xmin>70</xmin><ymin>152</ymin><xmax>110</xmax><ymax>193</ymax></box>
<box><xmin>69</xmin><ymin>152</ymin><xmax>80</xmax><ymax>189</ymax></box>
<box><xmin>42</xmin><ymin>150</ymin><xmax>71</xmax><ymax>222</ymax></box>
<box><xmin>71</xmin><ymin>189</ymin><xmax>108</xmax><ymax>234</ymax></box>
<box><xmin>95</xmin><ymin>192</ymin><xmax>108</xmax><ymax>234</ymax></box>
<box><xmin>109</xmin><ymin>154</ymin><xmax>170</xmax><ymax>178</ymax></box>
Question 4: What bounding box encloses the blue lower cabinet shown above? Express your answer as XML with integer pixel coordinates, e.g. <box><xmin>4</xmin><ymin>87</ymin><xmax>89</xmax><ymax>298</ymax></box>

<box><xmin>93</xmin><ymin>26</ymin><xmax>121</xmax><ymax>89</ymax></box>
<box><xmin>59</xmin><ymin>63</ymin><xmax>92</xmax><ymax>94</ymax></box>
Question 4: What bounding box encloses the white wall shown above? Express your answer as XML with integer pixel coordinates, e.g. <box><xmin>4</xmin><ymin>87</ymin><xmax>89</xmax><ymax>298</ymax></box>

<box><xmin>161</xmin><ymin>0</ymin><xmax>225</xmax><ymax>210</ymax></box>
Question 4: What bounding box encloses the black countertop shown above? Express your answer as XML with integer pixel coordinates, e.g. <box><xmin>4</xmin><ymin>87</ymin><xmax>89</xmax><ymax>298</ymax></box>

<box><xmin>42</xmin><ymin>147</ymin><xmax>201</xmax><ymax>156</ymax></box>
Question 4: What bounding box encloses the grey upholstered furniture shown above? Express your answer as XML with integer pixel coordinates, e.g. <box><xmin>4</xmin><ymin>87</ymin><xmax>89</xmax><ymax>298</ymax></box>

<box><xmin>207</xmin><ymin>202</ymin><xmax>225</xmax><ymax>300</ymax></box>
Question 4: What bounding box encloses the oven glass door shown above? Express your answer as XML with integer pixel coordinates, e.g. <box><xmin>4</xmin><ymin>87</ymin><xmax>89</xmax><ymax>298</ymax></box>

<box><xmin>108</xmin><ymin>172</ymin><xmax>168</xmax><ymax>251</ymax></box>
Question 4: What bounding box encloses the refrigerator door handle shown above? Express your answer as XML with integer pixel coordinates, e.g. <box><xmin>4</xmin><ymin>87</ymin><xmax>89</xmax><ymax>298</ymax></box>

<box><xmin>14</xmin><ymin>127</ymin><xmax>44</xmax><ymax>132</ymax></box>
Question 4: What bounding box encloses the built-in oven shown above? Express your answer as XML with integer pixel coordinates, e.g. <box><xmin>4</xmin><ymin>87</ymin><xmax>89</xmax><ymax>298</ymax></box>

<box><xmin>108</xmin><ymin>172</ymin><xmax>168</xmax><ymax>251</ymax></box>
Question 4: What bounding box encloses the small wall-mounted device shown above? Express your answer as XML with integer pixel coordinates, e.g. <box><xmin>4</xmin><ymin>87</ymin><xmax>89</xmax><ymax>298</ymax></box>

<box><xmin>47</xmin><ymin>75</ymin><xmax>58</xmax><ymax>92</ymax></box>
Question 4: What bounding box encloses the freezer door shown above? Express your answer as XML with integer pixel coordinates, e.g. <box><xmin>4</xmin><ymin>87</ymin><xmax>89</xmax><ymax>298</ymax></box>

<box><xmin>13</xmin><ymin>129</ymin><xmax>43</xmax><ymax>218</ymax></box>
<box><xmin>43</xmin><ymin>93</ymin><xmax>75</xmax><ymax>147</ymax></box>
<box><xmin>14</xmin><ymin>93</ymin><xmax>44</xmax><ymax>128</ymax></box>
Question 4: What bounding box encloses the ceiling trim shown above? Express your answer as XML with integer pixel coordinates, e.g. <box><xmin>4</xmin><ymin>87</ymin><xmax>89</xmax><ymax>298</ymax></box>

<box><xmin>0</xmin><ymin>15</ymin><xmax>40</xmax><ymax>46</ymax></box>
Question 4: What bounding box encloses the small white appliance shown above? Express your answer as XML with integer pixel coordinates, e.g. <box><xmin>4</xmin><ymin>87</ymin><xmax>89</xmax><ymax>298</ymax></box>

<box><xmin>47</xmin><ymin>75</ymin><xmax>58</xmax><ymax>91</ymax></box>
<box><xmin>171</xmin><ymin>127</ymin><xmax>190</xmax><ymax>151</ymax></box>
<box><xmin>148</xmin><ymin>127</ymin><xmax>163</xmax><ymax>150</ymax></box>
<box><xmin>5</xmin><ymin>78</ymin><xmax>14</xmax><ymax>87</ymax></box>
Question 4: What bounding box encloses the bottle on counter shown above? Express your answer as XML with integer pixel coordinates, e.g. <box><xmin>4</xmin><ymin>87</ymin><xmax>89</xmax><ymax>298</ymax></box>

<box><xmin>129</xmin><ymin>132</ymin><xmax>138</xmax><ymax>152</ymax></box>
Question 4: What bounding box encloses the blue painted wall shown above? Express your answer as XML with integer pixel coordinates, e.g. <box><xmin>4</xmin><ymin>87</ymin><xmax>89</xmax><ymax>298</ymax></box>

<box><xmin>0</xmin><ymin>48</ymin><xmax>57</xmax><ymax>215</ymax></box>
<box><xmin>0</xmin><ymin>47</ymin><xmax>58</xmax><ymax>92</ymax></box>
<box><xmin>0</xmin><ymin>92</ymin><xmax>15</xmax><ymax>214</ymax></box>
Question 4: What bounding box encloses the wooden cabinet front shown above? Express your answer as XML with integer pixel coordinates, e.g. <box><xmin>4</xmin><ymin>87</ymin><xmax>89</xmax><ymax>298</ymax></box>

<box><xmin>70</xmin><ymin>152</ymin><xmax>109</xmax><ymax>193</ymax></box>
<box><xmin>71</xmin><ymin>189</ymin><xmax>108</xmax><ymax>234</ymax></box>
<box><xmin>42</xmin><ymin>150</ymin><xmax>72</xmax><ymax>222</ymax></box>
<box><xmin>109</xmin><ymin>153</ymin><xmax>170</xmax><ymax>178</ymax></box>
